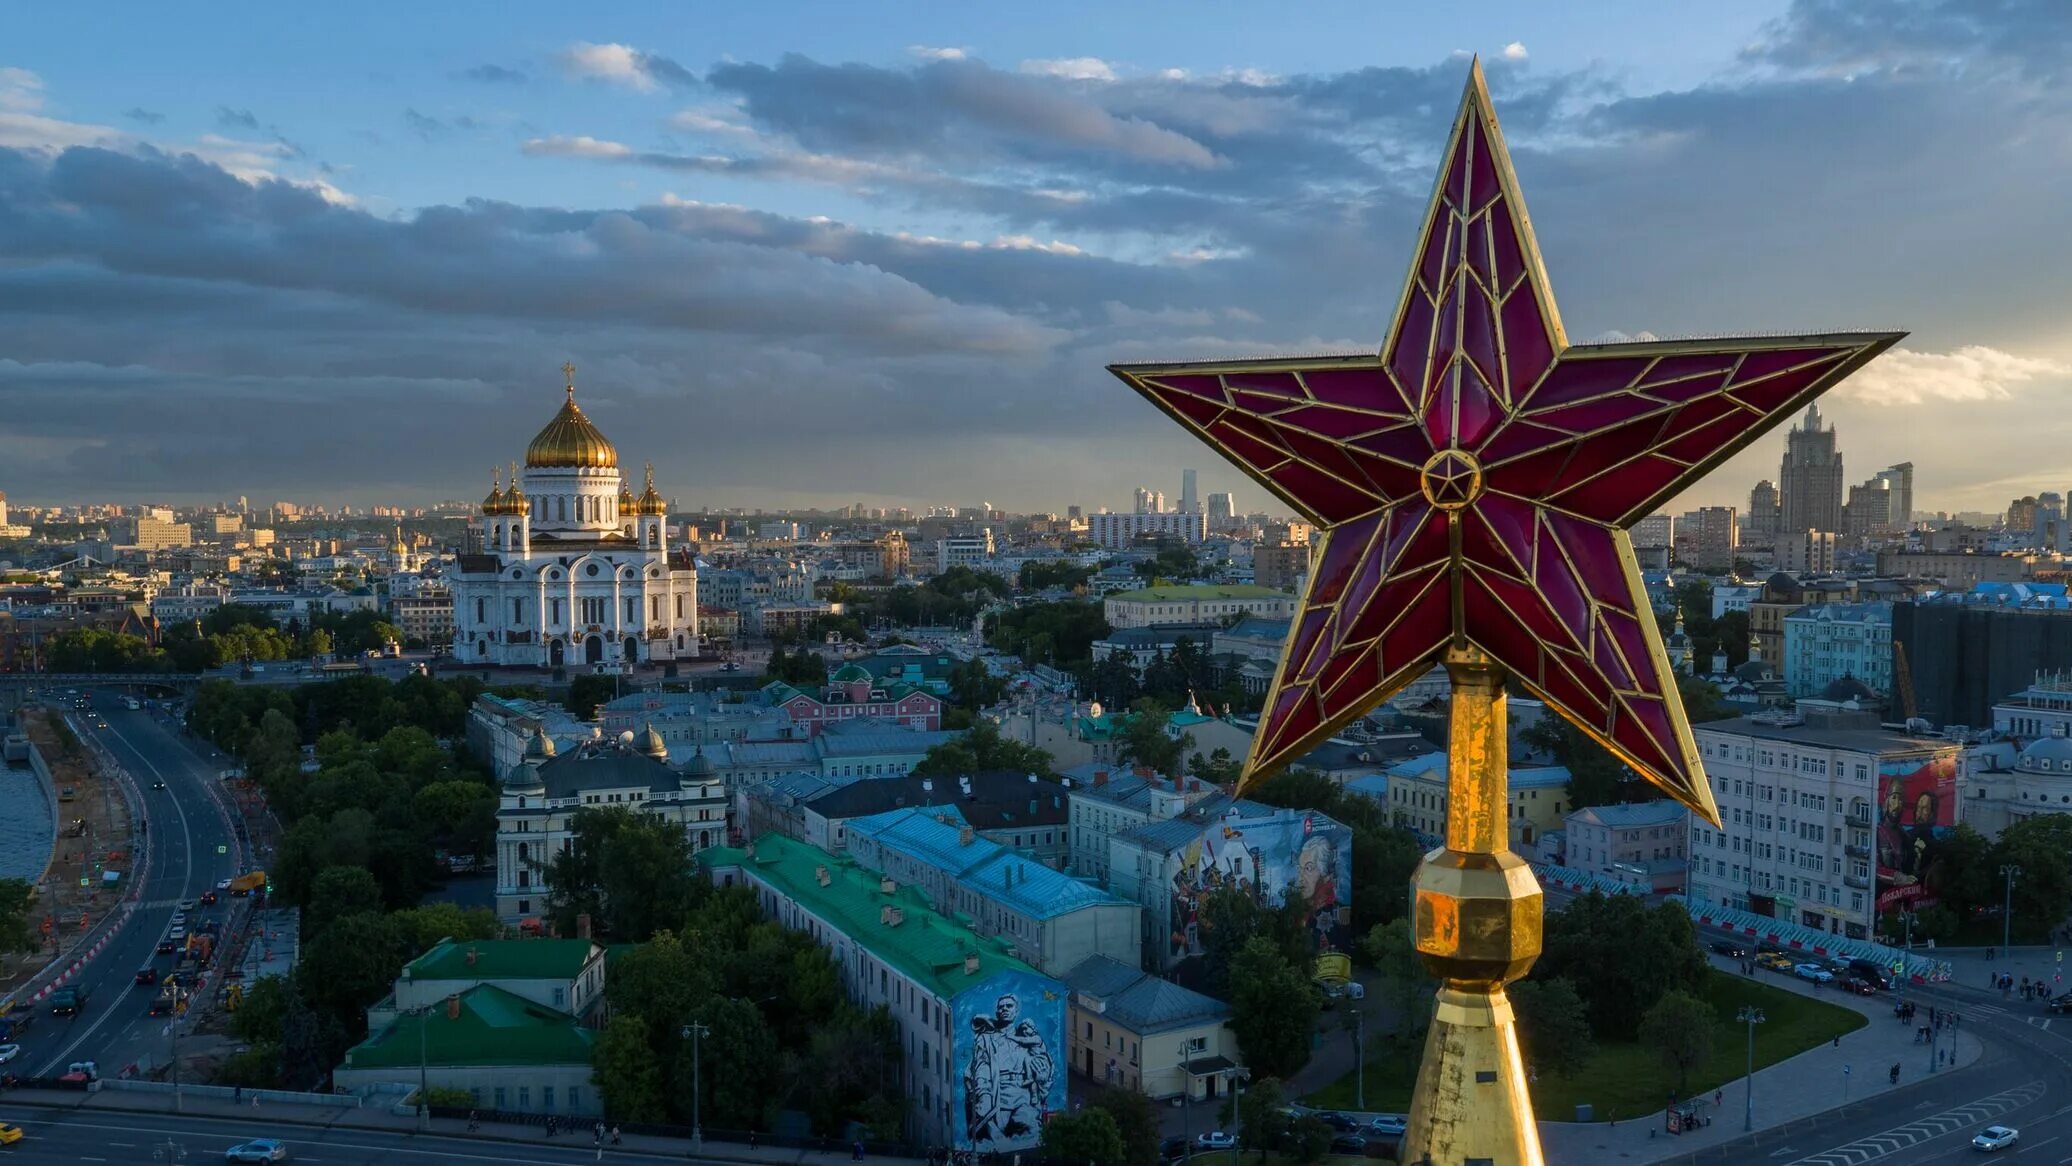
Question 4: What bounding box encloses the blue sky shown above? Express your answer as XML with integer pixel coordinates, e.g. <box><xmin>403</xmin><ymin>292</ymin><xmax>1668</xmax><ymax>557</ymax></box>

<box><xmin>1</xmin><ymin>1</ymin><xmax>2066</xmax><ymax>516</ymax></box>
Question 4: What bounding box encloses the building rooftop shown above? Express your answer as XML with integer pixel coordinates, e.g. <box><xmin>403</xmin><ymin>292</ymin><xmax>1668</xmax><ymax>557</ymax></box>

<box><xmin>806</xmin><ymin>771</ymin><xmax>1069</xmax><ymax>832</ymax></box>
<box><xmin>1109</xmin><ymin>584</ymin><xmax>1288</xmax><ymax>603</ymax></box>
<box><xmin>1567</xmin><ymin>801</ymin><xmax>1689</xmax><ymax>829</ymax></box>
<box><xmin>701</xmin><ymin>833</ymin><xmax>1039</xmax><ymax>998</ymax></box>
<box><xmin>1786</xmin><ymin>601</ymin><xmax>1894</xmax><ymax>624</ymax></box>
<box><xmin>534</xmin><ymin>745</ymin><xmax>682</xmax><ymax>799</ymax></box>
<box><xmin>1061</xmin><ymin>955</ymin><xmax>1230</xmax><ymax>1035</ymax></box>
<box><xmin>345</xmin><ymin>983</ymin><xmax>594</xmax><ymax>1070</ymax></box>
<box><xmin>404</xmin><ymin>938</ymin><xmax>600</xmax><ymax>983</ymax></box>
<box><xmin>845</xmin><ymin>808</ymin><xmax>1125</xmax><ymax>919</ymax></box>
<box><xmin>1694</xmin><ymin>715</ymin><xmax>1954</xmax><ymax>754</ymax></box>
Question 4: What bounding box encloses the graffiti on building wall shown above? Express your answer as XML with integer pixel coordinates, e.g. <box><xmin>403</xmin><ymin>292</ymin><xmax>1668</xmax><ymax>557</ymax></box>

<box><xmin>1875</xmin><ymin>753</ymin><xmax>1957</xmax><ymax>912</ymax></box>
<box><xmin>954</xmin><ymin>970</ymin><xmax>1066</xmax><ymax>1153</ymax></box>
<box><xmin>1168</xmin><ymin>811</ymin><xmax>1353</xmax><ymax>961</ymax></box>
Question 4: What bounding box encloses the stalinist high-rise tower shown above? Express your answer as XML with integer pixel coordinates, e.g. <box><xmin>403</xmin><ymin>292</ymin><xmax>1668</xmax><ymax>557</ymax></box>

<box><xmin>1779</xmin><ymin>403</ymin><xmax>1844</xmax><ymax>535</ymax></box>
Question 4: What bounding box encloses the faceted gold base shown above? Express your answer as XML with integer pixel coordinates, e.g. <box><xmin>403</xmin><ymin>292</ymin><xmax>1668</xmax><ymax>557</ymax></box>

<box><xmin>1400</xmin><ymin>984</ymin><xmax>1545</xmax><ymax>1166</ymax></box>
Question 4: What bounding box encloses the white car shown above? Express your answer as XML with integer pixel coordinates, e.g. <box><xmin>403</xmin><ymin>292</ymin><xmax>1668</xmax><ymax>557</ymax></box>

<box><xmin>1973</xmin><ymin>1126</ymin><xmax>2019</xmax><ymax>1152</ymax></box>
<box><xmin>225</xmin><ymin>1139</ymin><xmax>291</xmax><ymax>1162</ymax></box>
<box><xmin>1793</xmin><ymin>963</ymin><xmax>1834</xmax><ymax>983</ymax></box>
<box><xmin>176</xmin><ymin>899</ymin><xmax>197</xmax><ymax>912</ymax></box>
<box><xmin>1367</xmin><ymin>1115</ymin><xmax>1407</xmax><ymax>1136</ymax></box>
<box><xmin>0</xmin><ymin>1044</ymin><xmax>19</xmax><ymax>1064</ymax></box>
<box><xmin>217</xmin><ymin>878</ymin><xmax>233</xmax><ymax>891</ymax></box>
<box><xmin>1194</xmin><ymin>1132</ymin><xmax>1236</xmax><ymax>1150</ymax></box>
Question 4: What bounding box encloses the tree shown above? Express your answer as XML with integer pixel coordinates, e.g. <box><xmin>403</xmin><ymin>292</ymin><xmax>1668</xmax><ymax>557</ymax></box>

<box><xmin>1924</xmin><ymin>823</ymin><xmax>1994</xmax><ymax>922</ymax></box>
<box><xmin>1536</xmin><ymin>892</ymin><xmax>1707</xmax><ymax>1040</ymax></box>
<box><xmin>296</xmin><ymin>911</ymin><xmax>414</xmax><ymax>1028</ymax></box>
<box><xmin>565</xmin><ymin>674</ymin><xmax>620</xmax><ymax>720</ymax></box>
<box><xmin>1289</xmin><ymin>1116</ymin><xmax>1333</xmax><ymax>1164</ymax></box>
<box><xmin>911</xmin><ymin>720</ymin><xmax>1058</xmax><ymax>779</ymax></box>
<box><xmin>543</xmin><ymin>807</ymin><xmax>703</xmax><ymax>941</ymax></box>
<box><xmin>1234</xmin><ymin>1076</ymin><xmax>1287</xmax><ymax>1162</ymax></box>
<box><xmin>1638</xmin><ymin>990</ymin><xmax>1714</xmax><ymax>1098</ymax></box>
<box><xmin>1991</xmin><ymin>815</ymin><xmax>2072</xmax><ymax>941</ymax></box>
<box><xmin>231</xmin><ymin>975</ymin><xmax>293</xmax><ymax>1046</ymax></box>
<box><xmin>1519</xmin><ymin>715</ymin><xmax>1632</xmax><ymax>807</ymax></box>
<box><xmin>1117</xmin><ymin>699</ymin><xmax>1188</xmax><ymax>776</ymax></box>
<box><xmin>594</xmin><ymin>1012</ymin><xmax>668</xmax><ymax>1121</ymax></box>
<box><xmin>390</xmin><ymin>902</ymin><xmax>503</xmax><ymax>951</ymax></box>
<box><xmin>1677</xmin><ymin>675</ymin><xmax>1737</xmax><ymax>724</ymax></box>
<box><xmin>1228</xmin><ymin>937</ymin><xmax>1320</xmax><ymax>1078</ymax></box>
<box><xmin>1360</xmin><ymin>919</ymin><xmax>1431</xmax><ymax>1037</ymax></box>
<box><xmin>1040</xmin><ymin>1108</ymin><xmax>1127</xmax><ymax>1166</ymax></box>
<box><xmin>1088</xmin><ymin>1090</ymin><xmax>1163</xmax><ymax>1166</ymax></box>
<box><xmin>682</xmin><ymin>995</ymin><xmax>781</xmax><ymax>1130</ymax></box>
<box><xmin>0</xmin><ymin>878</ymin><xmax>33</xmax><ymax>955</ymax></box>
<box><xmin>1510</xmin><ymin>976</ymin><xmax>1596</xmax><ymax>1080</ymax></box>
<box><xmin>305</xmin><ymin>866</ymin><xmax>383</xmax><ymax>937</ymax></box>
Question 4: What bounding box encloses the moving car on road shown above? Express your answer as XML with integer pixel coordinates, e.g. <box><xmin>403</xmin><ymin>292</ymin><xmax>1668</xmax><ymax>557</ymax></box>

<box><xmin>1366</xmin><ymin>1116</ymin><xmax>1408</xmax><ymax>1137</ymax></box>
<box><xmin>0</xmin><ymin>1044</ymin><xmax>19</xmax><ymax>1064</ymax></box>
<box><xmin>1756</xmin><ymin>952</ymin><xmax>1795</xmax><ymax>971</ymax></box>
<box><xmin>134</xmin><ymin>968</ymin><xmax>157</xmax><ymax>986</ymax></box>
<box><xmin>1972</xmin><ymin>1126</ymin><xmax>2019</xmax><ymax>1151</ymax></box>
<box><xmin>1794</xmin><ymin>963</ymin><xmax>1835</xmax><ymax>983</ymax></box>
<box><xmin>0</xmin><ymin>1122</ymin><xmax>22</xmax><ymax>1146</ymax></box>
<box><xmin>1710</xmin><ymin>939</ymin><xmax>1747</xmax><ymax>958</ymax></box>
<box><xmin>225</xmin><ymin>1138</ymin><xmax>291</xmax><ymax>1161</ymax></box>
<box><xmin>1194</xmin><ymin>1132</ymin><xmax>1236</xmax><ymax>1150</ymax></box>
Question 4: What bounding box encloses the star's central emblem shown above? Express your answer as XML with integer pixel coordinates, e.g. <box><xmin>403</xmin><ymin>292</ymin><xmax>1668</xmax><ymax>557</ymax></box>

<box><xmin>1419</xmin><ymin>449</ymin><xmax>1483</xmax><ymax>511</ymax></box>
<box><xmin>1109</xmin><ymin>64</ymin><xmax>1903</xmax><ymax>826</ymax></box>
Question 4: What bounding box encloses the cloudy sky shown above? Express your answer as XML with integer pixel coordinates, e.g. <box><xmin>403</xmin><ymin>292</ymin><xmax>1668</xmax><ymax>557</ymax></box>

<box><xmin>2</xmin><ymin>0</ymin><xmax>2067</xmax><ymax>517</ymax></box>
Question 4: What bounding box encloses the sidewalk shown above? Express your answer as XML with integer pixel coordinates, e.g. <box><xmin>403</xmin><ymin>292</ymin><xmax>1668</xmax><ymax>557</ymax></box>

<box><xmin>1538</xmin><ymin>955</ymin><xmax>1981</xmax><ymax>1166</ymax></box>
<box><xmin>1</xmin><ymin>1086</ymin><xmax>924</xmax><ymax>1166</ymax></box>
<box><xmin>1932</xmin><ymin>946</ymin><xmax>2071</xmax><ymax>1002</ymax></box>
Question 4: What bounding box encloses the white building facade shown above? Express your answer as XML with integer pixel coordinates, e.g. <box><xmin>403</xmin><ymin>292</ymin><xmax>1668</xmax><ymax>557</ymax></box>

<box><xmin>449</xmin><ymin>371</ymin><xmax>698</xmax><ymax>669</ymax></box>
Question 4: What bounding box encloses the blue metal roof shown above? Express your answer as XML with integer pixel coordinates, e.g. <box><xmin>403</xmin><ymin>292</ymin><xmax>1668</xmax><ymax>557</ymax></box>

<box><xmin>846</xmin><ymin>808</ymin><xmax>1126</xmax><ymax>920</ymax></box>
<box><xmin>1568</xmin><ymin>800</ymin><xmax>1688</xmax><ymax>829</ymax></box>
<box><xmin>1061</xmin><ymin>955</ymin><xmax>1229</xmax><ymax>1034</ymax></box>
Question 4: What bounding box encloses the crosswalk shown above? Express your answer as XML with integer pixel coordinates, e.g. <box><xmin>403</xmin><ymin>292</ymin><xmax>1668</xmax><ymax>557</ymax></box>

<box><xmin>1783</xmin><ymin>1080</ymin><xmax>2047</xmax><ymax>1166</ymax></box>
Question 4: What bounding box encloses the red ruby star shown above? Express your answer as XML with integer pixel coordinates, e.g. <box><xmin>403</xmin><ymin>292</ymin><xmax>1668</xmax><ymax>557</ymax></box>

<box><xmin>1110</xmin><ymin>64</ymin><xmax>1902</xmax><ymax>824</ymax></box>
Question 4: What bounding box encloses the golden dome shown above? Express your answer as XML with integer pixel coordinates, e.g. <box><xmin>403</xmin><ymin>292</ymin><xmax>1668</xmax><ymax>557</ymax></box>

<box><xmin>637</xmin><ymin>463</ymin><xmax>667</xmax><ymax>516</ymax></box>
<box><xmin>482</xmin><ymin>467</ymin><xmax>508</xmax><ymax>514</ymax></box>
<box><xmin>503</xmin><ymin>462</ymin><xmax>530</xmax><ymax>515</ymax></box>
<box><xmin>524</xmin><ymin>363</ymin><xmax>617</xmax><ymax>469</ymax></box>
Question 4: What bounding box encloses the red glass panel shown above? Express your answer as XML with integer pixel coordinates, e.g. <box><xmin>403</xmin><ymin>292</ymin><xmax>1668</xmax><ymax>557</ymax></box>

<box><xmin>1531</xmin><ymin>524</ymin><xmax>1593</xmax><ymax>642</ymax></box>
<box><xmin>1638</xmin><ymin>369</ymin><xmax>1732</xmax><ymax>404</ymax></box>
<box><xmin>1616</xmin><ymin>694</ymin><xmax>1685</xmax><ymax>786</ymax></box>
<box><xmin>1278</xmin><ymin>404</ymin><xmax>1399</xmax><ymax>440</ymax></box>
<box><xmin>1314</xmin><ymin>641</ymin><xmax>1376</xmax><ymax>702</ymax></box>
<box><xmin>1231</xmin><ymin>390</ymin><xmax>1299</xmax><ymax>417</ymax></box>
<box><xmin>1270</xmin><ymin>461</ymin><xmax>1381</xmax><ymax>525</ymax></box>
<box><xmin>1206</xmin><ymin>418</ymin><xmax>1291</xmax><ymax>471</ymax></box>
<box><xmin>1350</xmin><ymin>424</ymin><xmax>1436</xmax><ymax>467</ymax></box>
<box><xmin>1469</xmin><ymin>566</ymin><xmax>1570</xmax><ymax>648</ymax></box>
<box><xmin>1418</xmin><ymin>214</ymin><xmax>1456</xmax><ymax>294</ymax></box>
<box><xmin>1600</xmin><ymin>607</ymin><xmax>1657</xmax><ymax>692</ymax></box>
<box><xmin>1276</xmin><ymin>426</ymin><xmax>1398</xmax><ymax>503</ymax></box>
<box><xmin>1427</xmin><ymin>288</ymin><xmax>1462</xmax><ymax>403</ymax></box>
<box><xmin>1546</xmin><ymin>514</ymin><xmax>1631</xmax><ymax>604</ymax></box>
<box><xmin>1489</xmin><ymin>199</ymin><xmax>1526</xmax><ymax>292</ymax></box>
<box><xmin>1532</xmin><ymin>392</ymin><xmax>1669</xmax><ymax>436</ymax></box>
<box><xmin>1473</xmin><ymin>495</ymin><xmax>1538</xmax><ymax>573</ymax></box>
<box><xmin>1225</xmin><ymin>371</ymin><xmax>1308</xmax><ymax>398</ymax></box>
<box><xmin>1521</xmin><ymin>357</ymin><xmax>1649</xmax><ymax>411</ymax></box>
<box><xmin>1482</xmin><ymin>443</ymin><xmax>1574</xmax><ymax>502</ymax></box>
<box><xmin>1499</xmin><ymin>289</ymin><xmax>1555</xmax><ymax>400</ymax></box>
<box><xmin>1445</xmin><ymin>127</ymin><xmax>1472</xmax><ymax>210</ymax></box>
<box><xmin>1657</xmin><ymin>408</ymin><xmax>1760</xmax><ymax>465</ymax></box>
<box><xmin>1639</xmin><ymin>353</ymin><xmax>1740</xmax><ymax>387</ymax></box>
<box><xmin>1542</xmin><ymin>423</ymin><xmax>1648</xmax><ymax>493</ymax></box>
<box><xmin>1346</xmin><ymin>451</ymin><xmax>1423</xmax><ymax>502</ymax></box>
<box><xmin>1468</xmin><ymin>120</ymin><xmax>1502</xmax><ymax>212</ymax></box>
<box><xmin>1476</xmin><ymin>419</ymin><xmax>1569</xmax><ymax>465</ymax></box>
<box><xmin>1591</xmin><ymin>624</ymin><xmax>1636</xmax><ymax>692</ymax></box>
<box><xmin>1285</xmin><ymin>607</ymin><xmax>1331</xmax><ymax>675</ymax></box>
<box><xmin>1387</xmin><ymin>291</ymin><xmax>1435</xmax><ymax>397</ymax></box>
<box><xmin>1461</xmin><ymin>284</ymin><xmax>1503</xmax><ymax>404</ymax></box>
<box><xmin>1727</xmin><ymin>363</ymin><xmax>1831</xmax><ymax>415</ymax></box>
<box><xmin>1376</xmin><ymin>573</ymin><xmax>1452</xmax><ymax>674</ymax></box>
<box><xmin>1145</xmin><ymin>374</ymin><xmax>1227</xmax><ymax>401</ymax></box>
<box><xmin>1457</xmin><ymin>502</ymin><xmax>1510</xmax><ymax>574</ymax></box>
<box><xmin>1149</xmin><ymin>387</ymin><xmax>1227</xmax><ymax>429</ymax></box>
<box><xmin>1556</xmin><ymin>454</ymin><xmax>1683</xmax><ymax>524</ymax></box>
<box><xmin>1385</xmin><ymin>503</ymin><xmax>1448</xmax><ymax>574</ymax></box>
<box><xmin>1535</xmin><ymin>655</ymin><xmax>1610</xmax><ymax>734</ymax></box>
<box><xmin>1262</xmin><ymin>687</ymin><xmax>1319</xmax><ymax>758</ymax></box>
<box><xmin>1730</xmin><ymin>346</ymin><xmax>1845</xmax><ymax>387</ymax></box>
<box><xmin>1465</xmin><ymin>213</ymin><xmax>1494</xmax><ymax>287</ymax></box>
<box><xmin>1339</xmin><ymin>543</ymin><xmax>1392</xmax><ymax>641</ymax></box>
<box><xmin>1424</xmin><ymin>373</ymin><xmax>1457</xmax><ymax>449</ymax></box>
<box><xmin>1306</xmin><ymin>366</ymin><xmax>1410</xmax><ymax>414</ymax></box>
<box><xmin>1305</xmin><ymin>532</ymin><xmax>1366</xmax><ymax>606</ymax></box>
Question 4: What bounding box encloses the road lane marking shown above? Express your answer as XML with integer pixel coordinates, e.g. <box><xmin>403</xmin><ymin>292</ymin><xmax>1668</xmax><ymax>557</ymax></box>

<box><xmin>33</xmin><ymin>721</ymin><xmax>197</xmax><ymax>1077</ymax></box>
<box><xmin>1782</xmin><ymin>1080</ymin><xmax>2047</xmax><ymax>1166</ymax></box>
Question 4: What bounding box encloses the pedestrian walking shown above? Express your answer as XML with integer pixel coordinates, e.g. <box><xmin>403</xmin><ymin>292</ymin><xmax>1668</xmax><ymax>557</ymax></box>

<box><xmin>854</xmin><ymin>1140</ymin><xmax>865</xmax><ymax>1162</ymax></box>
<box><xmin>611</xmin><ymin>1127</ymin><xmax>621</xmax><ymax>1145</ymax></box>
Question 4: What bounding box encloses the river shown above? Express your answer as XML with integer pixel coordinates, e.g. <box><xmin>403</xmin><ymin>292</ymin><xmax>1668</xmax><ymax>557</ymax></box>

<box><xmin>0</xmin><ymin>763</ymin><xmax>56</xmax><ymax>884</ymax></box>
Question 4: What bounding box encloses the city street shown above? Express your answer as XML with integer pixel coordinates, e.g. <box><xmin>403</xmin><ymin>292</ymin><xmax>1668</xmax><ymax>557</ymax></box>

<box><xmin>16</xmin><ymin>692</ymin><xmax>242</xmax><ymax>1081</ymax></box>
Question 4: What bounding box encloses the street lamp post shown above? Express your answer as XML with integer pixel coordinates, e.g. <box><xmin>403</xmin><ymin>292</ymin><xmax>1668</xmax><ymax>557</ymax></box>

<box><xmin>1736</xmin><ymin>1006</ymin><xmax>1766</xmax><ymax>1132</ymax></box>
<box><xmin>1352</xmin><ymin>1008</ymin><xmax>1365</xmax><ymax>1110</ymax></box>
<box><xmin>1895</xmin><ymin>909</ymin><xmax>1915</xmax><ymax>1008</ymax></box>
<box><xmin>682</xmin><ymin>1020</ymin><xmax>711</xmax><ymax>1148</ymax></box>
<box><xmin>1178</xmin><ymin>1052</ymin><xmax>1191</xmax><ymax>1163</ymax></box>
<box><xmin>418</xmin><ymin>1005</ymin><xmax>430</xmax><ymax>1129</ymax></box>
<box><xmin>2002</xmin><ymin>865</ymin><xmax>2022</xmax><ymax>954</ymax></box>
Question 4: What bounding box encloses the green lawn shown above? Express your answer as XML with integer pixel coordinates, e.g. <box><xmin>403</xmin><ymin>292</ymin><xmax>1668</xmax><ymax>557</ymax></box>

<box><xmin>1301</xmin><ymin>969</ymin><xmax>1866</xmax><ymax>1122</ymax></box>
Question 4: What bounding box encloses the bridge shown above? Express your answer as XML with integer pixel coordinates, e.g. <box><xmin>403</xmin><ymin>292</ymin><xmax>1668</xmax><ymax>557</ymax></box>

<box><xmin>0</xmin><ymin>673</ymin><xmax>204</xmax><ymax>700</ymax></box>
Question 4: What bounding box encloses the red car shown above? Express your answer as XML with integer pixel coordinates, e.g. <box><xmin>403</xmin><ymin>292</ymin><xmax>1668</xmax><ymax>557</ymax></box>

<box><xmin>1839</xmin><ymin>975</ymin><xmax>1878</xmax><ymax>996</ymax></box>
<box><xmin>198</xmin><ymin>891</ymin><xmax>219</xmax><ymax>906</ymax></box>
<box><xmin>133</xmin><ymin>968</ymin><xmax>157</xmax><ymax>987</ymax></box>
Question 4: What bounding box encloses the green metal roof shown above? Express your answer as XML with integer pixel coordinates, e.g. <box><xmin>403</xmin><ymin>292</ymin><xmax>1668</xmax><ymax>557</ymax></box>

<box><xmin>1108</xmin><ymin>584</ymin><xmax>1287</xmax><ymax>602</ymax></box>
<box><xmin>404</xmin><ymin>938</ymin><xmax>598</xmax><ymax>983</ymax></box>
<box><xmin>701</xmin><ymin>834</ymin><xmax>1034</xmax><ymax>999</ymax></box>
<box><xmin>344</xmin><ymin>984</ymin><xmax>595</xmax><ymax>1069</ymax></box>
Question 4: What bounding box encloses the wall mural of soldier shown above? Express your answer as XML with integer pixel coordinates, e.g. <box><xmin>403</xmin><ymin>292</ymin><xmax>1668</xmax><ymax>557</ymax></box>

<box><xmin>954</xmin><ymin>970</ymin><xmax>1066</xmax><ymax>1153</ymax></box>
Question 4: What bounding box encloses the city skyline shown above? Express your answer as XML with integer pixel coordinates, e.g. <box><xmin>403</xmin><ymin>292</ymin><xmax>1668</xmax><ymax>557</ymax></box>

<box><xmin>1</xmin><ymin>2</ymin><xmax>2067</xmax><ymax>513</ymax></box>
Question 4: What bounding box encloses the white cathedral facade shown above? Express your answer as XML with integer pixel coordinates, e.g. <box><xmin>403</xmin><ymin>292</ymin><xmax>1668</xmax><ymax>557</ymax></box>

<box><xmin>450</xmin><ymin>367</ymin><xmax>699</xmax><ymax>669</ymax></box>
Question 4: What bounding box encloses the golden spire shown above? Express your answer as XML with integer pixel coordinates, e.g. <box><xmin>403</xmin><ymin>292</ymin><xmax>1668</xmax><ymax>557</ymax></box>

<box><xmin>638</xmin><ymin>461</ymin><xmax>666</xmax><ymax>515</ymax></box>
<box><xmin>526</xmin><ymin>364</ymin><xmax>617</xmax><ymax>468</ymax></box>
<box><xmin>562</xmin><ymin>360</ymin><xmax>577</xmax><ymax>399</ymax></box>
<box><xmin>504</xmin><ymin>461</ymin><xmax>529</xmax><ymax>514</ymax></box>
<box><xmin>483</xmin><ymin>466</ymin><xmax>506</xmax><ymax>513</ymax></box>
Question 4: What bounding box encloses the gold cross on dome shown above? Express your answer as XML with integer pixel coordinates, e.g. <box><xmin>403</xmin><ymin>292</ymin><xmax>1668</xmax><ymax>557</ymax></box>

<box><xmin>562</xmin><ymin>361</ymin><xmax>577</xmax><ymax>397</ymax></box>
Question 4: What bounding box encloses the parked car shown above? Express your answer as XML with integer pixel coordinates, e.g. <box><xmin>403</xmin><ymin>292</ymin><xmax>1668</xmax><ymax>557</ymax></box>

<box><xmin>176</xmin><ymin>899</ymin><xmax>197</xmax><ymax>912</ymax></box>
<box><xmin>224</xmin><ymin>1139</ymin><xmax>291</xmax><ymax>1162</ymax></box>
<box><xmin>1847</xmin><ymin>958</ymin><xmax>1892</xmax><ymax>989</ymax></box>
<box><xmin>2045</xmin><ymin>993</ymin><xmax>2072</xmax><ymax>1015</ymax></box>
<box><xmin>1366</xmin><ymin>1116</ymin><xmax>1408</xmax><ymax>1137</ymax></box>
<box><xmin>1794</xmin><ymin>963</ymin><xmax>1835</xmax><ymax>983</ymax></box>
<box><xmin>1329</xmin><ymin>1135</ymin><xmax>1369</xmax><ymax>1155</ymax></box>
<box><xmin>1194</xmin><ymin>1132</ymin><xmax>1236</xmax><ymax>1151</ymax></box>
<box><xmin>0</xmin><ymin>1044</ymin><xmax>20</xmax><ymax>1064</ymax></box>
<box><xmin>1972</xmin><ymin>1125</ymin><xmax>2019</xmax><ymax>1152</ymax></box>
<box><xmin>1158</xmin><ymin>1136</ymin><xmax>1189</xmax><ymax>1163</ymax></box>
<box><xmin>1710</xmin><ymin>939</ymin><xmax>1747</xmax><ymax>958</ymax></box>
<box><xmin>1839</xmin><ymin>975</ymin><xmax>1878</xmax><ymax>996</ymax></box>
<box><xmin>1756</xmin><ymin>952</ymin><xmax>1795</xmax><ymax>971</ymax></box>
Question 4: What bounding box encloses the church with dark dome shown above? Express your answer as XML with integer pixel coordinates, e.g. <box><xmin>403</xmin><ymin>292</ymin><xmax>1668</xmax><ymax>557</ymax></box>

<box><xmin>450</xmin><ymin>365</ymin><xmax>699</xmax><ymax>669</ymax></box>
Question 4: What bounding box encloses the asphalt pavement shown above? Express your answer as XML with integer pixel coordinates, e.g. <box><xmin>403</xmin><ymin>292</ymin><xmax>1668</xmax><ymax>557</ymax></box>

<box><xmin>19</xmin><ymin>693</ymin><xmax>242</xmax><ymax>1081</ymax></box>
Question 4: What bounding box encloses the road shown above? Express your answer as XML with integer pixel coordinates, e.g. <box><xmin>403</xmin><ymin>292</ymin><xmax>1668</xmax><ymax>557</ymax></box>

<box><xmin>18</xmin><ymin>691</ymin><xmax>242</xmax><ymax>1081</ymax></box>
<box><xmin>0</xmin><ymin>1105</ymin><xmax>709</xmax><ymax>1165</ymax></box>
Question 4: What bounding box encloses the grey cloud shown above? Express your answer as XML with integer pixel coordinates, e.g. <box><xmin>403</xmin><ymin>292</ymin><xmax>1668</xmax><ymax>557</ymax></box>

<box><xmin>215</xmin><ymin>106</ymin><xmax>260</xmax><ymax>130</ymax></box>
<box><xmin>122</xmin><ymin>107</ymin><xmax>164</xmax><ymax>125</ymax></box>
<box><xmin>457</xmin><ymin>63</ymin><xmax>528</xmax><ymax>85</ymax></box>
<box><xmin>403</xmin><ymin>108</ymin><xmax>448</xmax><ymax>141</ymax></box>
